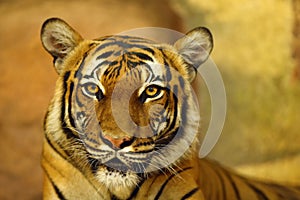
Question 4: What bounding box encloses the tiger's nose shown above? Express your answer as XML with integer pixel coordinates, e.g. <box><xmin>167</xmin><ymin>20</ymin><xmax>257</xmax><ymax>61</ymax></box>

<box><xmin>102</xmin><ymin>135</ymin><xmax>134</xmax><ymax>149</ymax></box>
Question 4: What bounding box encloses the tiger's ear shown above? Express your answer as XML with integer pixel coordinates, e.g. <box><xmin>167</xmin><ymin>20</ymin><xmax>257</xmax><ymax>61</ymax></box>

<box><xmin>174</xmin><ymin>27</ymin><xmax>213</xmax><ymax>82</ymax></box>
<box><xmin>40</xmin><ymin>18</ymin><xmax>83</xmax><ymax>74</ymax></box>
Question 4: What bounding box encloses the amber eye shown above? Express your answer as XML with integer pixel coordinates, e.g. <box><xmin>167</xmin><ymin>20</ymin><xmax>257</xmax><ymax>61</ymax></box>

<box><xmin>85</xmin><ymin>83</ymin><xmax>99</xmax><ymax>94</ymax></box>
<box><xmin>82</xmin><ymin>83</ymin><xmax>103</xmax><ymax>100</ymax></box>
<box><xmin>145</xmin><ymin>86</ymin><xmax>160</xmax><ymax>97</ymax></box>
<box><xmin>139</xmin><ymin>85</ymin><xmax>164</xmax><ymax>103</ymax></box>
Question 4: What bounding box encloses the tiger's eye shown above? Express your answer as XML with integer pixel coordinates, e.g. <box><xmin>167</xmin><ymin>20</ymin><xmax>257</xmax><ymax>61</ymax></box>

<box><xmin>83</xmin><ymin>83</ymin><xmax>100</xmax><ymax>96</ymax></box>
<box><xmin>139</xmin><ymin>85</ymin><xmax>163</xmax><ymax>103</ymax></box>
<box><xmin>145</xmin><ymin>86</ymin><xmax>160</xmax><ymax>97</ymax></box>
<box><xmin>87</xmin><ymin>84</ymin><xmax>99</xmax><ymax>94</ymax></box>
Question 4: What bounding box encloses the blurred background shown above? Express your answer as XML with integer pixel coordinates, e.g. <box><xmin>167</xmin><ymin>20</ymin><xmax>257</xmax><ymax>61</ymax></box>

<box><xmin>0</xmin><ymin>0</ymin><xmax>299</xmax><ymax>199</ymax></box>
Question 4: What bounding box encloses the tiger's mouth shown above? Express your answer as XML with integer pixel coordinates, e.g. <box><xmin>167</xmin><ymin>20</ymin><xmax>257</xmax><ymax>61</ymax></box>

<box><xmin>88</xmin><ymin>152</ymin><xmax>152</xmax><ymax>174</ymax></box>
<box><xmin>105</xmin><ymin>158</ymin><xmax>132</xmax><ymax>172</ymax></box>
<box><xmin>85</xmin><ymin>128</ymin><xmax>184</xmax><ymax>174</ymax></box>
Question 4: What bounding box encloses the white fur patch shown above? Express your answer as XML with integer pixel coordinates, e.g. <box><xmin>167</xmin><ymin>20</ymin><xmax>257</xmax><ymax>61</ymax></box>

<box><xmin>95</xmin><ymin>168</ymin><xmax>140</xmax><ymax>196</ymax></box>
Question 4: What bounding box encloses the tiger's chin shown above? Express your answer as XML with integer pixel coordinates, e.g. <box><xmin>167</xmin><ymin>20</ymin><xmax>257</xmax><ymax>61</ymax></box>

<box><xmin>95</xmin><ymin>166</ymin><xmax>141</xmax><ymax>199</ymax></box>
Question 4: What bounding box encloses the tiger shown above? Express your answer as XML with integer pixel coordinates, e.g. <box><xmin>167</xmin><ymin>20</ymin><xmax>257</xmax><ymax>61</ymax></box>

<box><xmin>40</xmin><ymin>17</ymin><xmax>300</xmax><ymax>200</ymax></box>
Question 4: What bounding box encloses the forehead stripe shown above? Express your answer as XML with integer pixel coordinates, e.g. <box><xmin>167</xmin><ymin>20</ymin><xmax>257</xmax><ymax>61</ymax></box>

<box><xmin>94</xmin><ymin>39</ymin><xmax>155</xmax><ymax>54</ymax></box>
<box><xmin>95</xmin><ymin>60</ymin><xmax>110</xmax><ymax>70</ymax></box>
<box><xmin>74</xmin><ymin>52</ymin><xmax>89</xmax><ymax>79</ymax></box>
<box><xmin>131</xmin><ymin>45</ymin><xmax>155</xmax><ymax>54</ymax></box>
<box><xmin>96</xmin><ymin>51</ymin><xmax>114</xmax><ymax>60</ymax></box>
<box><xmin>129</xmin><ymin>52</ymin><xmax>153</xmax><ymax>62</ymax></box>
<box><xmin>93</xmin><ymin>41</ymin><xmax>117</xmax><ymax>55</ymax></box>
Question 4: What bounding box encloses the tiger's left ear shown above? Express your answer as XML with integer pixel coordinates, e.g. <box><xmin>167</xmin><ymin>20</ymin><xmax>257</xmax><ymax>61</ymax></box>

<box><xmin>174</xmin><ymin>27</ymin><xmax>213</xmax><ymax>82</ymax></box>
<box><xmin>40</xmin><ymin>18</ymin><xmax>83</xmax><ymax>74</ymax></box>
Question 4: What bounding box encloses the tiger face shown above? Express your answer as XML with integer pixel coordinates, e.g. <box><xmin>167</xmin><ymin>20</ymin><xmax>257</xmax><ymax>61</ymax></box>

<box><xmin>41</xmin><ymin>18</ymin><xmax>213</xmax><ymax>196</ymax></box>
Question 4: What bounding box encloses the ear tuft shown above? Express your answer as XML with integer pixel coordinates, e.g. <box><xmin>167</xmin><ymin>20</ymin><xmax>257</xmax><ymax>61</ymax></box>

<box><xmin>40</xmin><ymin>18</ymin><xmax>83</xmax><ymax>74</ymax></box>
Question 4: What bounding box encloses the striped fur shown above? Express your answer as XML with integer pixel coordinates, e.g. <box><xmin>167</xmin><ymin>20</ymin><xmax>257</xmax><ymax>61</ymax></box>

<box><xmin>41</xmin><ymin>18</ymin><xmax>300</xmax><ymax>200</ymax></box>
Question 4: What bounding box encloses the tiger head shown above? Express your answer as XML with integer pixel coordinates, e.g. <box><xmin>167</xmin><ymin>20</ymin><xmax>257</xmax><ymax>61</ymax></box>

<box><xmin>41</xmin><ymin>18</ymin><xmax>213</xmax><ymax>196</ymax></box>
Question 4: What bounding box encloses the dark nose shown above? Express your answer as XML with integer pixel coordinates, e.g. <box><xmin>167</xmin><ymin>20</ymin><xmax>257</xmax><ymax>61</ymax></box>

<box><xmin>102</xmin><ymin>135</ymin><xmax>134</xmax><ymax>149</ymax></box>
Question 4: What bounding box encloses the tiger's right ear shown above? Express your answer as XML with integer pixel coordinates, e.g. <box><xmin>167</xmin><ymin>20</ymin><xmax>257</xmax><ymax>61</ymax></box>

<box><xmin>174</xmin><ymin>27</ymin><xmax>213</xmax><ymax>82</ymax></box>
<box><xmin>40</xmin><ymin>18</ymin><xmax>83</xmax><ymax>74</ymax></box>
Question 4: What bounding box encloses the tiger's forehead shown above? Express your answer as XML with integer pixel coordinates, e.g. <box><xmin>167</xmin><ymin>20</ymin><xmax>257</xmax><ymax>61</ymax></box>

<box><xmin>77</xmin><ymin>35</ymin><xmax>176</xmax><ymax>89</ymax></box>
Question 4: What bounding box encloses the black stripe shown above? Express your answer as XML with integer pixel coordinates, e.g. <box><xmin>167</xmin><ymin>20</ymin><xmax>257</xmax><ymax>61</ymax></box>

<box><xmin>108</xmin><ymin>60</ymin><xmax>119</xmax><ymax>67</ymax></box>
<box><xmin>61</xmin><ymin>71</ymin><xmax>78</xmax><ymax>139</ymax></box>
<box><xmin>96</xmin><ymin>51</ymin><xmax>114</xmax><ymax>60</ymax></box>
<box><xmin>96</xmin><ymin>60</ymin><xmax>111</xmax><ymax>70</ymax></box>
<box><xmin>126</xmin><ymin>178</ymin><xmax>146</xmax><ymax>200</ymax></box>
<box><xmin>68</xmin><ymin>82</ymin><xmax>76</xmax><ymax>128</ymax></box>
<box><xmin>43</xmin><ymin>168</ymin><xmax>66</xmax><ymax>200</ymax></box>
<box><xmin>154</xmin><ymin>167</ymin><xmax>192</xmax><ymax>200</ymax></box>
<box><xmin>158</xmin><ymin>92</ymin><xmax>178</xmax><ymax>140</ymax></box>
<box><xmin>180</xmin><ymin>187</ymin><xmax>199</xmax><ymax>200</ymax></box>
<box><xmin>142</xmin><ymin>47</ymin><xmax>155</xmax><ymax>55</ymax></box>
<box><xmin>43</xmin><ymin>110</ymin><xmax>49</xmax><ymax>131</ymax></box>
<box><xmin>61</xmin><ymin>71</ymin><xmax>71</xmax><ymax>124</ymax></box>
<box><xmin>74</xmin><ymin>53</ymin><xmax>87</xmax><ymax>80</ymax></box>
<box><xmin>127</xmin><ymin>59</ymin><xmax>145</xmax><ymax>69</ymax></box>
<box><xmin>62</xmin><ymin>127</ymin><xmax>79</xmax><ymax>140</ymax></box>
<box><xmin>116</xmin><ymin>35</ymin><xmax>132</xmax><ymax>39</ymax></box>
<box><xmin>132</xmin><ymin>45</ymin><xmax>155</xmax><ymax>54</ymax></box>
<box><xmin>154</xmin><ymin>128</ymin><xmax>179</xmax><ymax>148</ymax></box>
<box><xmin>87</xmin><ymin>157</ymin><xmax>100</xmax><ymax>173</ymax></box>
<box><xmin>127</xmin><ymin>39</ymin><xmax>152</xmax><ymax>44</ymax></box>
<box><xmin>75</xmin><ymin>92</ymin><xmax>84</xmax><ymax>108</ymax></box>
<box><xmin>94</xmin><ymin>41</ymin><xmax>117</xmax><ymax>53</ymax></box>
<box><xmin>165</xmin><ymin>64</ymin><xmax>172</xmax><ymax>81</ymax></box>
<box><xmin>210</xmin><ymin>164</ymin><xmax>227</xmax><ymax>199</ymax></box>
<box><xmin>45</xmin><ymin>126</ymin><xmax>76</xmax><ymax>159</ymax></box>
<box><xmin>180</xmin><ymin>94</ymin><xmax>188</xmax><ymax>129</ymax></box>
<box><xmin>44</xmin><ymin>122</ymin><xmax>73</xmax><ymax>159</ymax></box>
<box><xmin>112</xmin><ymin>40</ymin><xmax>131</xmax><ymax>49</ymax></box>
<box><xmin>168</xmin><ymin>92</ymin><xmax>178</xmax><ymax>132</ymax></box>
<box><xmin>49</xmin><ymin>177</ymin><xmax>67</xmax><ymax>200</ymax></box>
<box><xmin>53</xmin><ymin>183</ymin><xmax>67</xmax><ymax>200</ymax></box>
<box><xmin>178</xmin><ymin>76</ymin><xmax>185</xmax><ymax>92</ymax></box>
<box><xmin>84</xmin><ymin>142</ymin><xmax>112</xmax><ymax>154</ymax></box>
<box><xmin>45</xmin><ymin>133</ymin><xmax>61</xmax><ymax>156</ymax></box>
<box><xmin>111</xmin><ymin>195</ymin><xmax>120</xmax><ymax>200</ymax></box>
<box><xmin>130</xmin><ymin>52</ymin><xmax>153</xmax><ymax>62</ymax></box>
<box><xmin>160</xmin><ymin>50</ymin><xmax>172</xmax><ymax>82</ymax></box>
<box><xmin>97</xmin><ymin>40</ymin><xmax>155</xmax><ymax>53</ymax></box>
<box><xmin>246</xmin><ymin>182</ymin><xmax>269</xmax><ymax>200</ymax></box>
<box><xmin>223</xmin><ymin>170</ymin><xmax>241</xmax><ymax>200</ymax></box>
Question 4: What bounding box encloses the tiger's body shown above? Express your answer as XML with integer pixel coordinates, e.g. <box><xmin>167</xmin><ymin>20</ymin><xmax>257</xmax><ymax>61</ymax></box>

<box><xmin>41</xmin><ymin>18</ymin><xmax>300</xmax><ymax>200</ymax></box>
